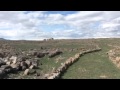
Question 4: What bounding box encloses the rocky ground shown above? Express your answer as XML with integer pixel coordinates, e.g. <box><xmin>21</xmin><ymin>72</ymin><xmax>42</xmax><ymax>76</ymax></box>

<box><xmin>0</xmin><ymin>43</ymin><xmax>63</xmax><ymax>79</ymax></box>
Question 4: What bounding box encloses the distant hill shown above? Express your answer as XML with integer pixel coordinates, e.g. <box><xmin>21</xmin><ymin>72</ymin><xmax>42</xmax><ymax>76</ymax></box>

<box><xmin>0</xmin><ymin>38</ymin><xmax>6</xmax><ymax>40</ymax></box>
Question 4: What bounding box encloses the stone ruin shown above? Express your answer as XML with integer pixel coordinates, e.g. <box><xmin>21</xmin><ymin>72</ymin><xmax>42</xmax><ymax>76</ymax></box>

<box><xmin>0</xmin><ymin>44</ymin><xmax>64</xmax><ymax>79</ymax></box>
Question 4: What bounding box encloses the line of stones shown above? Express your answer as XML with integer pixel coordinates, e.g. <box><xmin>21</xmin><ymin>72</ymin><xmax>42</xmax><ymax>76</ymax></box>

<box><xmin>45</xmin><ymin>47</ymin><xmax>102</xmax><ymax>79</ymax></box>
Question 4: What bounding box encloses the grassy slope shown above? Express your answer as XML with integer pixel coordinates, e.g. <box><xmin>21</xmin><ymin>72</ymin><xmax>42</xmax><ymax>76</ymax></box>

<box><xmin>6</xmin><ymin>40</ymin><xmax>91</xmax><ymax>78</ymax></box>
<box><xmin>61</xmin><ymin>39</ymin><xmax>120</xmax><ymax>79</ymax></box>
<box><xmin>3</xmin><ymin>39</ymin><xmax>120</xmax><ymax>79</ymax></box>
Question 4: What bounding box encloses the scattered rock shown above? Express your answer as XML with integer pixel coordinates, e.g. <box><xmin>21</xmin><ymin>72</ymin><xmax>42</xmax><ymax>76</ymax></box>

<box><xmin>9</xmin><ymin>56</ymin><xmax>17</xmax><ymax>63</ymax></box>
<box><xmin>11</xmin><ymin>64</ymin><xmax>20</xmax><ymax>71</ymax></box>
<box><xmin>17</xmin><ymin>55</ymin><xmax>28</xmax><ymax>61</ymax></box>
<box><xmin>22</xmin><ymin>66</ymin><xmax>27</xmax><ymax>71</ymax></box>
<box><xmin>25</xmin><ymin>60</ymin><xmax>32</xmax><ymax>67</ymax></box>
<box><xmin>0</xmin><ymin>69</ymin><xmax>5</xmax><ymax>78</ymax></box>
<box><xmin>6</xmin><ymin>61</ymin><xmax>11</xmax><ymax>65</ymax></box>
<box><xmin>0</xmin><ymin>52</ymin><xmax>4</xmax><ymax>58</ymax></box>
<box><xmin>29</xmin><ymin>65</ymin><xmax>35</xmax><ymax>69</ymax></box>
<box><xmin>1</xmin><ymin>65</ymin><xmax>11</xmax><ymax>69</ymax></box>
<box><xmin>23</xmin><ymin>69</ymin><xmax>36</xmax><ymax>76</ymax></box>
<box><xmin>23</xmin><ymin>69</ymin><xmax>29</xmax><ymax>75</ymax></box>
<box><xmin>0</xmin><ymin>60</ymin><xmax>6</xmax><ymax>66</ymax></box>
<box><xmin>4</xmin><ymin>68</ymin><xmax>13</xmax><ymax>74</ymax></box>
<box><xmin>35</xmin><ymin>73</ymin><xmax>40</xmax><ymax>76</ymax></box>
<box><xmin>20</xmin><ymin>61</ymin><xmax>28</xmax><ymax>68</ymax></box>
<box><xmin>36</xmin><ymin>52</ymin><xmax>45</xmax><ymax>58</ymax></box>
<box><xmin>31</xmin><ymin>60</ymin><xmax>38</xmax><ymax>68</ymax></box>
<box><xmin>48</xmin><ymin>50</ymin><xmax>62</xmax><ymax>58</ymax></box>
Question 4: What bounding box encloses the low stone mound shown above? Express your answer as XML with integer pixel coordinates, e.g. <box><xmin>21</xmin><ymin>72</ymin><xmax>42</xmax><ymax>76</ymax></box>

<box><xmin>48</xmin><ymin>49</ymin><xmax>62</xmax><ymax>58</ymax></box>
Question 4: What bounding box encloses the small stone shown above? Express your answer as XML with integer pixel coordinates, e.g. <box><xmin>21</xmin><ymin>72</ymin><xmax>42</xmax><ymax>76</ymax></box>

<box><xmin>6</xmin><ymin>61</ymin><xmax>11</xmax><ymax>65</ymax></box>
<box><xmin>23</xmin><ymin>69</ymin><xmax>29</xmax><ymax>75</ymax></box>
<box><xmin>25</xmin><ymin>60</ymin><xmax>32</xmax><ymax>67</ymax></box>
<box><xmin>29</xmin><ymin>65</ymin><xmax>35</xmax><ymax>69</ymax></box>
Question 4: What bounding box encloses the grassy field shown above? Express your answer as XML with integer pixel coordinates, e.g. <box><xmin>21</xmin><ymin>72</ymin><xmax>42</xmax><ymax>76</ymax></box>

<box><xmin>61</xmin><ymin>38</ymin><xmax>120</xmax><ymax>79</ymax></box>
<box><xmin>1</xmin><ymin>38</ymin><xmax>120</xmax><ymax>79</ymax></box>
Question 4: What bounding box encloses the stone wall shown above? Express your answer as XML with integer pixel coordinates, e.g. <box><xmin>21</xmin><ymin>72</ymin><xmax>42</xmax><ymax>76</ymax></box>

<box><xmin>45</xmin><ymin>47</ymin><xmax>101</xmax><ymax>79</ymax></box>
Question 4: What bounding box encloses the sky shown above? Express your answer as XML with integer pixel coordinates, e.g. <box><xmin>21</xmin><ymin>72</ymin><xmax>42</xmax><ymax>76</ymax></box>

<box><xmin>0</xmin><ymin>11</ymin><xmax>120</xmax><ymax>40</ymax></box>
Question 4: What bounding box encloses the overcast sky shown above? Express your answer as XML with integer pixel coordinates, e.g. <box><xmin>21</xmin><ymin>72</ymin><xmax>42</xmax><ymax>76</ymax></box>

<box><xmin>0</xmin><ymin>11</ymin><xmax>120</xmax><ymax>40</ymax></box>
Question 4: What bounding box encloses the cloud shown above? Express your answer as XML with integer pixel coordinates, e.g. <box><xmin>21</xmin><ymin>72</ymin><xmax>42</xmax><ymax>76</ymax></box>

<box><xmin>0</xmin><ymin>11</ymin><xmax>120</xmax><ymax>40</ymax></box>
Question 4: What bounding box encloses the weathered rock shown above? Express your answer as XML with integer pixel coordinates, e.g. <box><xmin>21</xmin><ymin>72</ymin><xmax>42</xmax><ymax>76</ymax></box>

<box><xmin>42</xmin><ymin>50</ymin><xmax>49</xmax><ymax>55</ymax></box>
<box><xmin>116</xmin><ymin>57</ymin><xmax>120</xmax><ymax>61</ymax></box>
<box><xmin>20</xmin><ymin>61</ymin><xmax>28</xmax><ymax>67</ymax></box>
<box><xmin>4</xmin><ymin>68</ymin><xmax>13</xmax><ymax>73</ymax></box>
<box><xmin>29</xmin><ymin>65</ymin><xmax>35</xmax><ymax>69</ymax></box>
<box><xmin>0</xmin><ymin>69</ymin><xmax>5</xmax><ymax>78</ymax></box>
<box><xmin>23</xmin><ymin>69</ymin><xmax>36</xmax><ymax>76</ymax></box>
<box><xmin>48</xmin><ymin>50</ymin><xmax>62</xmax><ymax>58</ymax></box>
<box><xmin>16</xmin><ymin>61</ymin><xmax>21</xmax><ymax>65</ymax></box>
<box><xmin>1</xmin><ymin>65</ymin><xmax>11</xmax><ymax>69</ymax></box>
<box><xmin>0</xmin><ymin>60</ymin><xmax>6</xmax><ymax>66</ymax></box>
<box><xmin>36</xmin><ymin>52</ymin><xmax>45</xmax><ymax>58</ymax></box>
<box><xmin>44</xmin><ymin>74</ymin><xmax>50</xmax><ymax>78</ymax></box>
<box><xmin>4</xmin><ymin>58</ymin><xmax>8</xmax><ymax>63</ymax></box>
<box><xmin>0</xmin><ymin>58</ymin><xmax>4</xmax><ymax>61</ymax></box>
<box><xmin>22</xmin><ymin>66</ymin><xmax>27</xmax><ymax>71</ymax></box>
<box><xmin>10</xmin><ymin>64</ymin><xmax>20</xmax><ymax>71</ymax></box>
<box><xmin>33</xmin><ymin>51</ymin><xmax>38</xmax><ymax>56</ymax></box>
<box><xmin>25</xmin><ymin>60</ymin><xmax>32</xmax><ymax>67</ymax></box>
<box><xmin>0</xmin><ymin>52</ymin><xmax>4</xmax><ymax>58</ymax></box>
<box><xmin>31</xmin><ymin>60</ymin><xmax>38</xmax><ymax>68</ymax></box>
<box><xmin>35</xmin><ymin>73</ymin><xmax>40</xmax><ymax>76</ymax></box>
<box><xmin>9</xmin><ymin>56</ymin><xmax>17</xmax><ymax>64</ymax></box>
<box><xmin>23</xmin><ymin>69</ymin><xmax>29</xmax><ymax>75</ymax></box>
<box><xmin>6</xmin><ymin>61</ymin><xmax>11</xmax><ymax>65</ymax></box>
<box><xmin>0</xmin><ymin>67</ymin><xmax>5</xmax><ymax>71</ymax></box>
<box><xmin>17</xmin><ymin>55</ymin><xmax>28</xmax><ymax>61</ymax></box>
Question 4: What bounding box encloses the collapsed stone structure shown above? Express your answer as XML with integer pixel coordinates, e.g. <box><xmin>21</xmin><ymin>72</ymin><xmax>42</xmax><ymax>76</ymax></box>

<box><xmin>48</xmin><ymin>49</ymin><xmax>62</xmax><ymax>58</ymax></box>
<box><xmin>107</xmin><ymin>48</ymin><xmax>120</xmax><ymax>68</ymax></box>
<box><xmin>0</xmin><ymin>55</ymin><xmax>39</xmax><ymax>78</ymax></box>
<box><xmin>45</xmin><ymin>47</ymin><xmax>101</xmax><ymax>79</ymax></box>
<box><xmin>0</xmin><ymin>43</ymin><xmax>64</xmax><ymax>79</ymax></box>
